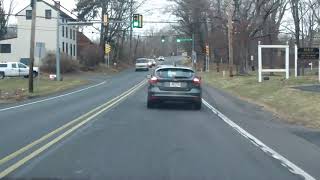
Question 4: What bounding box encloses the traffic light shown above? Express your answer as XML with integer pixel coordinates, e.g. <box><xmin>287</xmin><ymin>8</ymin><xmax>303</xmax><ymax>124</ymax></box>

<box><xmin>103</xmin><ymin>14</ymin><xmax>108</xmax><ymax>26</ymax></box>
<box><xmin>176</xmin><ymin>38</ymin><xmax>181</xmax><ymax>43</ymax></box>
<box><xmin>205</xmin><ymin>44</ymin><xmax>210</xmax><ymax>56</ymax></box>
<box><xmin>133</xmin><ymin>14</ymin><xmax>143</xmax><ymax>28</ymax></box>
<box><xmin>161</xmin><ymin>36</ymin><xmax>165</xmax><ymax>43</ymax></box>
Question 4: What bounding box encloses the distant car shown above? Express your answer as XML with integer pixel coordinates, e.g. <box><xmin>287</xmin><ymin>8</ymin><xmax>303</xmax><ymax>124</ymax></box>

<box><xmin>148</xmin><ymin>59</ymin><xmax>156</xmax><ymax>67</ymax></box>
<box><xmin>147</xmin><ymin>66</ymin><xmax>202</xmax><ymax>110</ymax></box>
<box><xmin>158</xmin><ymin>56</ymin><xmax>165</xmax><ymax>61</ymax></box>
<box><xmin>0</xmin><ymin>62</ymin><xmax>39</xmax><ymax>79</ymax></box>
<box><xmin>147</xmin><ymin>59</ymin><xmax>153</xmax><ymax>68</ymax></box>
<box><xmin>135</xmin><ymin>58</ymin><xmax>149</xmax><ymax>71</ymax></box>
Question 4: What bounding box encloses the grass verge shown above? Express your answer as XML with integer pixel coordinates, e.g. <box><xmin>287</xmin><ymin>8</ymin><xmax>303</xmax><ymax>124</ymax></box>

<box><xmin>202</xmin><ymin>71</ymin><xmax>320</xmax><ymax>129</ymax></box>
<box><xmin>0</xmin><ymin>75</ymin><xmax>88</xmax><ymax>103</ymax></box>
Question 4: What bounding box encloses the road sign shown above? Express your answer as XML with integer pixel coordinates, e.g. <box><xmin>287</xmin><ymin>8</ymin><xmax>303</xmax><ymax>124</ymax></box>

<box><xmin>298</xmin><ymin>48</ymin><xmax>319</xmax><ymax>60</ymax></box>
<box><xmin>105</xmin><ymin>44</ymin><xmax>111</xmax><ymax>54</ymax></box>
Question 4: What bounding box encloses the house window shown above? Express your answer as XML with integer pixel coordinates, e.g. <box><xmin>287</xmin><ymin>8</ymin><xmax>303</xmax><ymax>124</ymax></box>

<box><xmin>45</xmin><ymin>10</ymin><xmax>52</xmax><ymax>19</ymax></box>
<box><xmin>70</xmin><ymin>44</ymin><xmax>72</xmax><ymax>56</ymax></box>
<box><xmin>73</xmin><ymin>44</ymin><xmax>76</xmax><ymax>56</ymax></box>
<box><xmin>66</xmin><ymin>27</ymin><xmax>68</xmax><ymax>38</ymax></box>
<box><xmin>26</xmin><ymin>10</ymin><xmax>32</xmax><ymax>20</ymax></box>
<box><xmin>62</xmin><ymin>26</ymin><xmax>64</xmax><ymax>37</ymax></box>
<box><xmin>73</xmin><ymin>30</ymin><xmax>76</xmax><ymax>40</ymax></box>
<box><xmin>70</xmin><ymin>29</ymin><xmax>72</xmax><ymax>40</ymax></box>
<box><xmin>66</xmin><ymin>43</ymin><xmax>68</xmax><ymax>54</ymax></box>
<box><xmin>62</xmin><ymin>42</ymin><xmax>65</xmax><ymax>52</ymax></box>
<box><xmin>0</xmin><ymin>44</ymin><xmax>11</xmax><ymax>53</ymax></box>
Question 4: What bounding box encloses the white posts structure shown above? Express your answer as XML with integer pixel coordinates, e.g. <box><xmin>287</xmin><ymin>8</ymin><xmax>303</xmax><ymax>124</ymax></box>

<box><xmin>258</xmin><ymin>41</ymin><xmax>290</xmax><ymax>83</ymax></box>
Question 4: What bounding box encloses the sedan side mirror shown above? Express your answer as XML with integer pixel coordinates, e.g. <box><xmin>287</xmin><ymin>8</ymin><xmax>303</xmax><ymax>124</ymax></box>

<box><xmin>147</xmin><ymin>74</ymin><xmax>152</xmax><ymax>79</ymax></box>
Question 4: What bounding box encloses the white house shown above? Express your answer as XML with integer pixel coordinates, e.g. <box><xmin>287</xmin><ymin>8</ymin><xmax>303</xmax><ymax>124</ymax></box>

<box><xmin>0</xmin><ymin>0</ymin><xmax>78</xmax><ymax>65</ymax></box>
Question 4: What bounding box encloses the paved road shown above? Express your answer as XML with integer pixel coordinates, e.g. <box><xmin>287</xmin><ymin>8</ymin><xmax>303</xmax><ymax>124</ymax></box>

<box><xmin>0</xmin><ymin>57</ymin><xmax>320</xmax><ymax>180</ymax></box>
<box><xmin>294</xmin><ymin>85</ymin><xmax>320</xmax><ymax>93</ymax></box>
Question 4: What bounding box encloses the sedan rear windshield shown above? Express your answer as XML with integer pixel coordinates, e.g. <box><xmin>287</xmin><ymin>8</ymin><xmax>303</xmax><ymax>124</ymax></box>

<box><xmin>156</xmin><ymin>68</ymin><xmax>194</xmax><ymax>78</ymax></box>
<box><xmin>0</xmin><ymin>64</ymin><xmax>7</xmax><ymax>68</ymax></box>
<box><xmin>136</xmin><ymin>59</ymin><xmax>148</xmax><ymax>63</ymax></box>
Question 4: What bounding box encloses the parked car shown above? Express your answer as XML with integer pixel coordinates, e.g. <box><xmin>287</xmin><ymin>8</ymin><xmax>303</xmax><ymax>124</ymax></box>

<box><xmin>147</xmin><ymin>66</ymin><xmax>202</xmax><ymax>110</ymax></box>
<box><xmin>135</xmin><ymin>58</ymin><xmax>149</xmax><ymax>71</ymax></box>
<box><xmin>0</xmin><ymin>62</ymin><xmax>39</xmax><ymax>79</ymax></box>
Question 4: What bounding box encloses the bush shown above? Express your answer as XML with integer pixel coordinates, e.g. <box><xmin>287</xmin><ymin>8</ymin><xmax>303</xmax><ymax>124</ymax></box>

<box><xmin>79</xmin><ymin>44</ymin><xmax>104</xmax><ymax>70</ymax></box>
<box><xmin>41</xmin><ymin>53</ymin><xmax>79</xmax><ymax>74</ymax></box>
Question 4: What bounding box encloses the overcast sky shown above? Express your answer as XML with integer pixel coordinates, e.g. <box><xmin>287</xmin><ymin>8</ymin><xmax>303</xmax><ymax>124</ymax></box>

<box><xmin>4</xmin><ymin>0</ymin><xmax>174</xmax><ymax>40</ymax></box>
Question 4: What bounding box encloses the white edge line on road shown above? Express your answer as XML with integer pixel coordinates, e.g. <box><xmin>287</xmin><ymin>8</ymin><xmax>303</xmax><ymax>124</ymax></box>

<box><xmin>202</xmin><ymin>99</ymin><xmax>316</xmax><ymax>180</ymax></box>
<box><xmin>0</xmin><ymin>81</ymin><xmax>107</xmax><ymax>112</ymax></box>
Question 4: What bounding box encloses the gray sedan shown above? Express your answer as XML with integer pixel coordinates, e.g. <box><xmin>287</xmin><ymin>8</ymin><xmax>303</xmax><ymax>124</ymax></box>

<box><xmin>147</xmin><ymin>66</ymin><xmax>202</xmax><ymax>110</ymax></box>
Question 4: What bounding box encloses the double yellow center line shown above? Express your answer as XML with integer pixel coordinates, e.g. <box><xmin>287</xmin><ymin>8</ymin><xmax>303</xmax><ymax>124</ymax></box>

<box><xmin>0</xmin><ymin>79</ymin><xmax>147</xmax><ymax>178</ymax></box>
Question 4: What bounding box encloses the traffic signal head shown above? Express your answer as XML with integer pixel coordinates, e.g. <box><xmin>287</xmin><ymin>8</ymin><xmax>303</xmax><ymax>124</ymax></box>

<box><xmin>103</xmin><ymin>14</ymin><xmax>108</xmax><ymax>26</ymax></box>
<box><xmin>176</xmin><ymin>39</ymin><xmax>181</xmax><ymax>43</ymax></box>
<box><xmin>161</xmin><ymin>36</ymin><xmax>165</xmax><ymax>43</ymax></box>
<box><xmin>133</xmin><ymin>14</ymin><xmax>143</xmax><ymax>28</ymax></box>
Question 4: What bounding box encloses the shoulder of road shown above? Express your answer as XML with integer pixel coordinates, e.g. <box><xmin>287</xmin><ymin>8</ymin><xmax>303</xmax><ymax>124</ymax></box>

<box><xmin>0</xmin><ymin>65</ymin><xmax>131</xmax><ymax>105</ymax></box>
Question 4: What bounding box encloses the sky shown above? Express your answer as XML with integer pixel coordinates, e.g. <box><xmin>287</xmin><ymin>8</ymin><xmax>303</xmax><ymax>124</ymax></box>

<box><xmin>4</xmin><ymin>0</ymin><xmax>174</xmax><ymax>40</ymax></box>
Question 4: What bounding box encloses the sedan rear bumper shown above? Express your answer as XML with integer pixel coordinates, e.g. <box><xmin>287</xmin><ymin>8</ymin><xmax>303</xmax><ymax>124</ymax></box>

<box><xmin>136</xmin><ymin>67</ymin><xmax>149</xmax><ymax>71</ymax></box>
<box><xmin>148</xmin><ymin>89</ymin><xmax>201</xmax><ymax>103</ymax></box>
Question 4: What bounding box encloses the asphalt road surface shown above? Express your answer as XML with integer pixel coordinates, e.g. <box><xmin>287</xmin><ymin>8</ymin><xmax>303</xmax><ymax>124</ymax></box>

<box><xmin>0</xmin><ymin>56</ymin><xmax>320</xmax><ymax>180</ymax></box>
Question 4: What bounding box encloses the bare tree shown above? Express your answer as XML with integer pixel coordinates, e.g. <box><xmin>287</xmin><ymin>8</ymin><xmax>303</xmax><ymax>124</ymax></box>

<box><xmin>0</xmin><ymin>0</ymin><xmax>15</xmax><ymax>40</ymax></box>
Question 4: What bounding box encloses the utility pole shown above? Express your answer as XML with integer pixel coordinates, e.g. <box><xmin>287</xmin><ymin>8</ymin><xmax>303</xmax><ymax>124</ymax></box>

<box><xmin>56</xmin><ymin>7</ymin><xmax>61</xmax><ymax>81</ymax></box>
<box><xmin>227</xmin><ymin>0</ymin><xmax>234</xmax><ymax>77</ymax></box>
<box><xmin>129</xmin><ymin>0</ymin><xmax>133</xmax><ymax>63</ymax></box>
<box><xmin>29</xmin><ymin>0</ymin><xmax>37</xmax><ymax>93</ymax></box>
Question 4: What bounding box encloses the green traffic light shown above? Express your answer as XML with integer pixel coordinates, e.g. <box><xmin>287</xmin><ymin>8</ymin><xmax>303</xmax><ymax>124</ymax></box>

<box><xmin>176</xmin><ymin>39</ymin><xmax>181</xmax><ymax>43</ymax></box>
<box><xmin>133</xmin><ymin>14</ymin><xmax>143</xmax><ymax>28</ymax></box>
<box><xmin>133</xmin><ymin>21</ymin><xmax>139</xmax><ymax>27</ymax></box>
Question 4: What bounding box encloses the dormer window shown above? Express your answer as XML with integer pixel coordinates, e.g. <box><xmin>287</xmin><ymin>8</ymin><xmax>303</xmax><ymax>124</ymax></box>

<box><xmin>45</xmin><ymin>10</ymin><xmax>52</xmax><ymax>19</ymax></box>
<box><xmin>26</xmin><ymin>10</ymin><xmax>32</xmax><ymax>20</ymax></box>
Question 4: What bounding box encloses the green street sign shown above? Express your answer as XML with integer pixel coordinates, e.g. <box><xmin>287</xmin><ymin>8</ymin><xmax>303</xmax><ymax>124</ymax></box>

<box><xmin>176</xmin><ymin>38</ymin><xmax>193</xmax><ymax>43</ymax></box>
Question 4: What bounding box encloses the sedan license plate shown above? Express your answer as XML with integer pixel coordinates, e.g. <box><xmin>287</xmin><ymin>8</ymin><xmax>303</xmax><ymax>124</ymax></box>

<box><xmin>169</xmin><ymin>82</ymin><xmax>181</xmax><ymax>88</ymax></box>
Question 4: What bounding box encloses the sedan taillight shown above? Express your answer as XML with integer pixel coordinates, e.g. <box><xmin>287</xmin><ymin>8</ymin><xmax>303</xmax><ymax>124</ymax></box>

<box><xmin>149</xmin><ymin>76</ymin><xmax>158</xmax><ymax>84</ymax></box>
<box><xmin>193</xmin><ymin>77</ymin><xmax>201</xmax><ymax>85</ymax></box>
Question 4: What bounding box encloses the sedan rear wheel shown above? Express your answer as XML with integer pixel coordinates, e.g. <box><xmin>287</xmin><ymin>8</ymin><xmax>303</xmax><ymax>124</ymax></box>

<box><xmin>147</xmin><ymin>100</ymin><xmax>155</xmax><ymax>109</ymax></box>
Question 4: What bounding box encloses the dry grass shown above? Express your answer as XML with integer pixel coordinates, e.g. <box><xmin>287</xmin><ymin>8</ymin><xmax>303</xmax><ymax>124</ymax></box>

<box><xmin>202</xmin><ymin>71</ymin><xmax>320</xmax><ymax>129</ymax></box>
<box><xmin>0</xmin><ymin>75</ymin><xmax>88</xmax><ymax>103</ymax></box>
